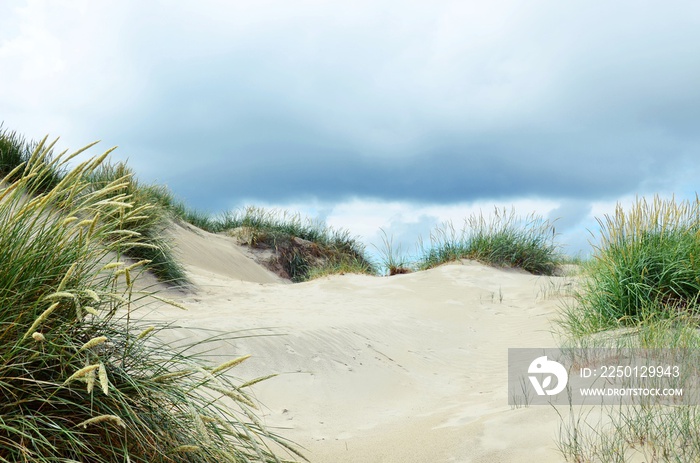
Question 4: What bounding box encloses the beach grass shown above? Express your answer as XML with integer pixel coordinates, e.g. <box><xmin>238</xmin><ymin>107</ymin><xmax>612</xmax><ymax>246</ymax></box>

<box><xmin>560</xmin><ymin>196</ymin><xmax>700</xmax><ymax>337</ymax></box>
<box><xmin>0</xmin><ymin>126</ymin><xmax>66</xmax><ymax>194</ymax></box>
<box><xmin>83</xmin><ymin>161</ymin><xmax>191</xmax><ymax>286</ymax></box>
<box><xmin>219</xmin><ymin>206</ymin><xmax>376</xmax><ymax>281</ymax></box>
<box><xmin>556</xmin><ymin>196</ymin><xmax>700</xmax><ymax>462</ymax></box>
<box><xmin>0</xmin><ymin>140</ymin><xmax>300</xmax><ymax>462</ymax></box>
<box><xmin>0</xmin><ymin>126</ymin><xmax>29</xmax><ymax>176</ymax></box>
<box><xmin>374</xmin><ymin>229</ymin><xmax>413</xmax><ymax>276</ymax></box>
<box><xmin>565</xmin><ymin>404</ymin><xmax>700</xmax><ymax>463</ymax></box>
<box><xmin>557</xmin><ymin>335</ymin><xmax>700</xmax><ymax>462</ymax></box>
<box><xmin>1</xmin><ymin>127</ymin><xmax>190</xmax><ymax>286</ymax></box>
<box><xmin>134</xmin><ymin>181</ymin><xmax>218</xmax><ymax>231</ymax></box>
<box><xmin>417</xmin><ymin>207</ymin><xmax>560</xmax><ymax>275</ymax></box>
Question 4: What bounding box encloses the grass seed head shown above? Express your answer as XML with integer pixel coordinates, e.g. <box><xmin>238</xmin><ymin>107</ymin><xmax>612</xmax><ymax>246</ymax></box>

<box><xmin>78</xmin><ymin>335</ymin><xmax>108</xmax><ymax>352</ymax></box>
<box><xmin>77</xmin><ymin>414</ymin><xmax>125</xmax><ymax>429</ymax></box>
<box><xmin>98</xmin><ymin>362</ymin><xmax>109</xmax><ymax>395</ymax></box>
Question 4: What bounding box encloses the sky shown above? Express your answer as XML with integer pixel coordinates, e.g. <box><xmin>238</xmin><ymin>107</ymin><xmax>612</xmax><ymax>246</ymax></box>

<box><xmin>2</xmin><ymin>0</ymin><xmax>700</xmax><ymax>261</ymax></box>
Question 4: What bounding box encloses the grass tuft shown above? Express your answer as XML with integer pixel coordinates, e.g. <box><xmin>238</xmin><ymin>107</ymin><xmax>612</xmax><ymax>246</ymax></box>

<box><xmin>561</xmin><ymin>196</ymin><xmax>700</xmax><ymax>336</ymax></box>
<box><xmin>374</xmin><ymin>229</ymin><xmax>413</xmax><ymax>276</ymax></box>
<box><xmin>417</xmin><ymin>207</ymin><xmax>560</xmax><ymax>275</ymax></box>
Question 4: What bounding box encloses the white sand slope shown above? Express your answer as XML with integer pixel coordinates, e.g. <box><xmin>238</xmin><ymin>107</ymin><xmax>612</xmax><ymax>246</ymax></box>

<box><xmin>168</xmin><ymin>221</ymin><xmax>286</xmax><ymax>284</ymax></box>
<box><xmin>149</xmin><ymin>224</ymin><xmax>573</xmax><ymax>463</ymax></box>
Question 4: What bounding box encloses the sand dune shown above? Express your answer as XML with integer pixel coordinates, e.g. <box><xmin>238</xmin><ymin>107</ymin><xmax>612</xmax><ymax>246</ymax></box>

<box><xmin>168</xmin><ymin>221</ymin><xmax>286</xmax><ymax>284</ymax></box>
<box><xmin>147</xmin><ymin>223</ymin><xmax>573</xmax><ymax>462</ymax></box>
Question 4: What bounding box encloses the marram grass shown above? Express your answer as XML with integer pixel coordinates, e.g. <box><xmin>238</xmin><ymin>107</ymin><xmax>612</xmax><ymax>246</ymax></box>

<box><xmin>556</xmin><ymin>196</ymin><xmax>700</xmax><ymax>462</ymax></box>
<box><xmin>84</xmin><ymin>161</ymin><xmax>189</xmax><ymax>286</ymax></box>
<box><xmin>0</xmin><ymin>140</ymin><xmax>301</xmax><ymax>462</ymax></box>
<box><xmin>561</xmin><ymin>195</ymin><xmax>700</xmax><ymax>336</ymax></box>
<box><xmin>374</xmin><ymin>228</ymin><xmax>413</xmax><ymax>276</ymax></box>
<box><xmin>0</xmin><ymin>125</ymin><xmax>65</xmax><ymax>194</ymax></box>
<box><xmin>1</xmin><ymin>127</ymin><xmax>189</xmax><ymax>286</ymax></box>
<box><xmin>556</xmin><ymin>315</ymin><xmax>700</xmax><ymax>463</ymax></box>
<box><xmin>417</xmin><ymin>207</ymin><xmax>560</xmax><ymax>275</ymax></box>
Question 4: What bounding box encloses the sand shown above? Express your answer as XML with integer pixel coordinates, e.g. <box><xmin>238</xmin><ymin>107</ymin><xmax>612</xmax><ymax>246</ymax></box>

<box><xmin>145</xmin><ymin>222</ymin><xmax>574</xmax><ymax>462</ymax></box>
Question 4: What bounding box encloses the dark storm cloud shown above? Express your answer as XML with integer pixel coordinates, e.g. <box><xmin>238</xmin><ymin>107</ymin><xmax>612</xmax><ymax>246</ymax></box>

<box><xmin>84</xmin><ymin>0</ymin><xmax>700</xmax><ymax>213</ymax></box>
<box><xmin>164</xmin><ymin>138</ymin><xmax>640</xmax><ymax>212</ymax></box>
<box><xmin>124</xmin><ymin>117</ymin><xmax>692</xmax><ymax>212</ymax></box>
<box><xmin>115</xmin><ymin>81</ymin><xmax>691</xmax><ymax>211</ymax></box>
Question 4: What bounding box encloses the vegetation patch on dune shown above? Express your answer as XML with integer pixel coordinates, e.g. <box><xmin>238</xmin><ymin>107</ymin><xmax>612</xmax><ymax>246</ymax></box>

<box><xmin>562</xmin><ymin>196</ymin><xmax>700</xmax><ymax>336</ymax></box>
<box><xmin>0</xmin><ymin>139</ymin><xmax>300</xmax><ymax>462</ymax></box>
<box><xmin>416</xmin><ymin>207</ymin><xmax>561</xmax><ymax>275</ymax></box>
<box><xmin>1</xmin><ymin>127</ymin><xmax>189</xmax><ymax>286</ymax></box>
<box><xmin>220</xmin><ymin>206</ymin><xmax>376</xmax><ymax>281</ymax></box>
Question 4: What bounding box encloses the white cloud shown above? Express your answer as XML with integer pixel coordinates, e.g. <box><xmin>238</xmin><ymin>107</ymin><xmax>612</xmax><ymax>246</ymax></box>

<box><xmin>0</xmin><ymin>1</ymin><xmax>144</xmax><ymax>150</ymax></box>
